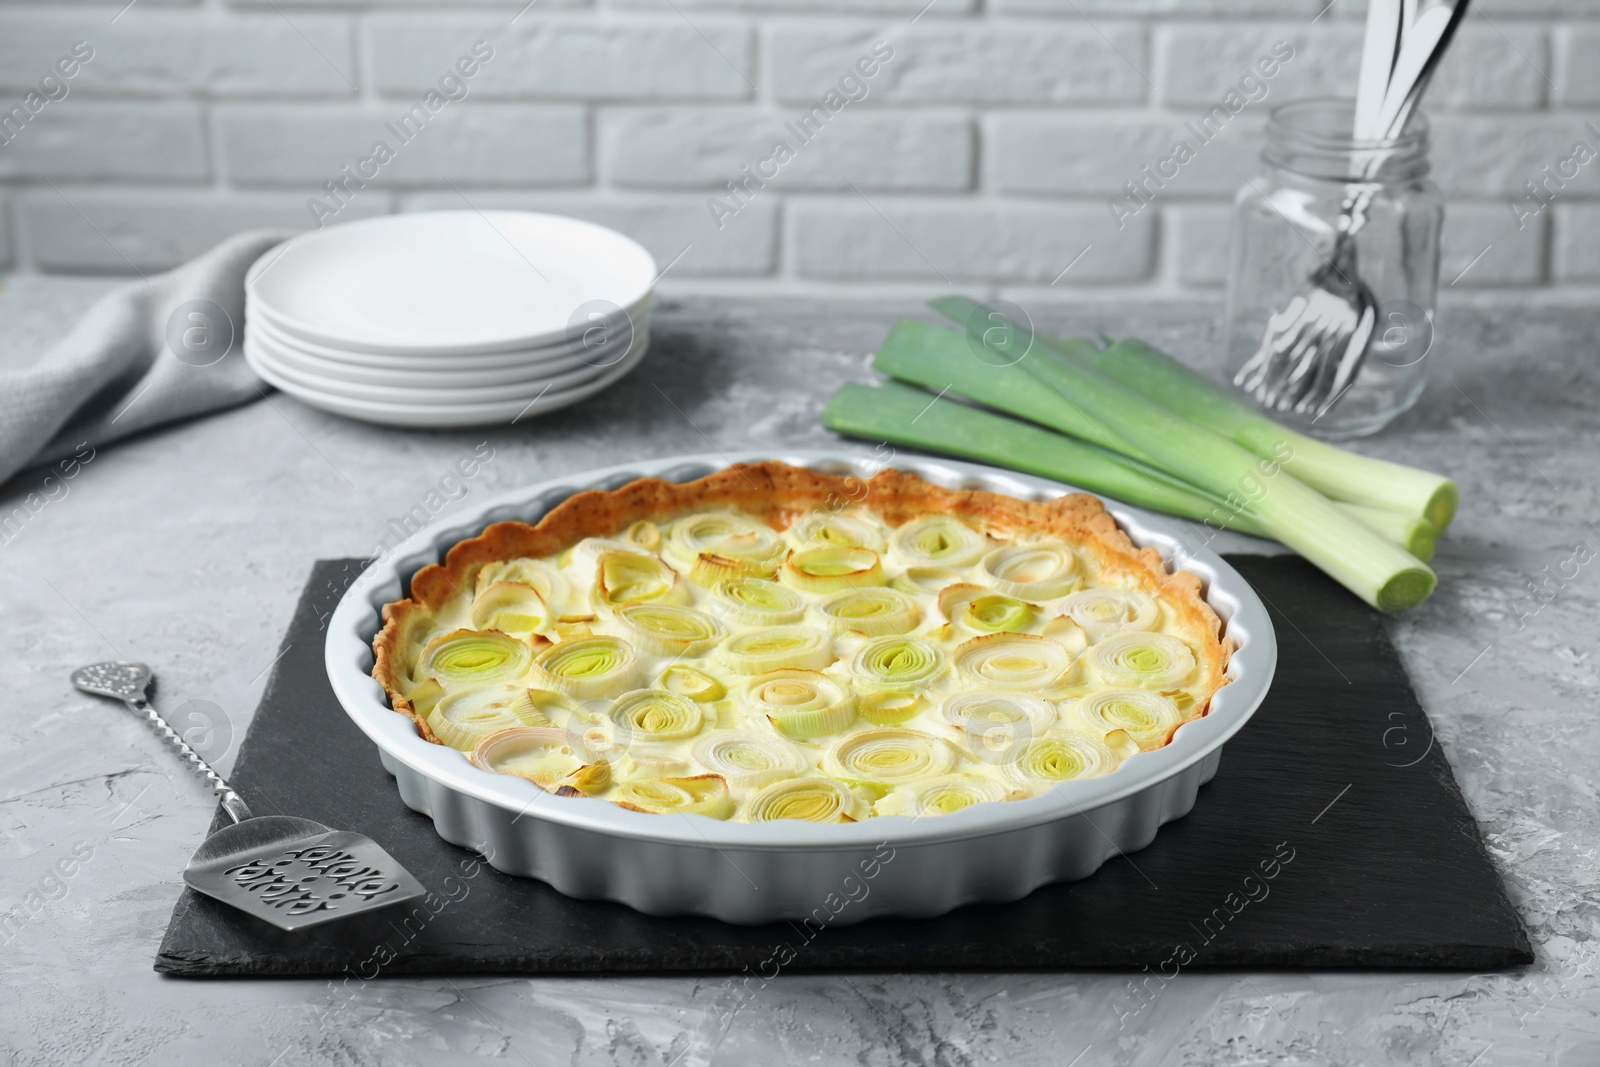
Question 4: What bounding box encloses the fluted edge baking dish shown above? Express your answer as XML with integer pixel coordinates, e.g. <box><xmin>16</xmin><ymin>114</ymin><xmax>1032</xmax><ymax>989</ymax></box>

<box><xmin>325</xmin><ymin>451</ymin><xmax>1276</xmax><ymax>925</ymax></box>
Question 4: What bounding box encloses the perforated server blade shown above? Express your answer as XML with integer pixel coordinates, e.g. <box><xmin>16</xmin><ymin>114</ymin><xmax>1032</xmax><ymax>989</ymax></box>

<box><xmin>72</xmin><ymin>661</ymin><xmax>425</xmax><ymax>931</ymax></box>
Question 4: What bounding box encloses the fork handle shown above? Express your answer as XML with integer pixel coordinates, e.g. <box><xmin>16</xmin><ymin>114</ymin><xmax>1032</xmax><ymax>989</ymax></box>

<box><xmin>124</xmin><ymin>694</ymin><xmax>253</xmax><ymax>824</ymax></box>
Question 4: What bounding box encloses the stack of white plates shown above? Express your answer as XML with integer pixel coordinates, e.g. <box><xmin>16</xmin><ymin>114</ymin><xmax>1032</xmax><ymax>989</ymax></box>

<box><xmin>243</xmin><ymin>211</ymin><xmax>656</xmax><ymax>428</ymax></box>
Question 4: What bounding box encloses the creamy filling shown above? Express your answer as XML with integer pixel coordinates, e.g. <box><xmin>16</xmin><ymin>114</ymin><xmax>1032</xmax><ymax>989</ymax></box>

<box><xmin>402</xmin><ymin>507</ymin><xmax>1211</xmax><ymax>822</ymax></box>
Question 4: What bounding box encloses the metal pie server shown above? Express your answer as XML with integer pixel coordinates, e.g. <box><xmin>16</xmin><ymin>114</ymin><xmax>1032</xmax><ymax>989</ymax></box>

<box><xmin>72</xmin><ymin>660</ymin><xmax>425</xmax><ymax>931</ymax></box>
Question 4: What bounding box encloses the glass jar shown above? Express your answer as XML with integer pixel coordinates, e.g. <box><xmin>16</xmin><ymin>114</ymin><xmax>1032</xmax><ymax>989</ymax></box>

<box><xmin>1223</xmin><ymin>97</ymin><xmax>1443</xmax><ymax>440</ymax></box>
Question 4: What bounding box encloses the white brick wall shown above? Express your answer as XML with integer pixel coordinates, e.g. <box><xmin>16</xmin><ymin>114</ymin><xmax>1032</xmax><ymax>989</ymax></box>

<box><xmin>0</xmin><ymin>0</ymin><xmax>1593</xmax><ymax>297</ymax></box>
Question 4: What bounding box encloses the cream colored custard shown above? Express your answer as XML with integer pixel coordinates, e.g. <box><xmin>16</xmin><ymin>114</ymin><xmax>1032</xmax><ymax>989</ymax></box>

<box><xmin>387</xmin><ymin>505</ymin><xmax>1220</xmax><ymax>823</ymax></box>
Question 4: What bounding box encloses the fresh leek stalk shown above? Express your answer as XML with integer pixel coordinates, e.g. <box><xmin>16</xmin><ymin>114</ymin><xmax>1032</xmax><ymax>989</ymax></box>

<box><xmin>826</xmin><ymin>379</ymin><xmax>1428</xmax><ymax>557</ymax></box>
<box><xmin>1015</xmin><ymin>343</ymin><xmax>1435</xmax><ymax>611</ymax></box>
<box><xmin>1339</xmin><ymin>502</ymin><xmax>1438</xmax><ymax>562</ymax></box>
<box><xmin>919</xmin><ymin>302</ymin><xmax>1436</xmax><ymax>612</ymax></box>
<box><xmin>824</xmin><ymin>380</ymin><xmax>1275</xmax><ymax>540</ymax></box>
<box><xmin>873</xmin><ymin>318</ymin><xmax>1143</xmax><ymax>459</ymax></box>
<box><xmin>926</xmin><ymin>296</ymin><xmax>1456</xmax><ymax>531</ymax></box>
<box><xmin>1092</xmin><ymin>337</ymin><xmax>1458</xmax><ymax>530</ymax></box>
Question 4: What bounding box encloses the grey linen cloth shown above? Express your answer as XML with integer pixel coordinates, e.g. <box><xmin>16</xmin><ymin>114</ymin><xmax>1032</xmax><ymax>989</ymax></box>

<box><xmin>0</xmin><ymin>229</ymin><xmax>289</xmax><ymax>486</ymax></box>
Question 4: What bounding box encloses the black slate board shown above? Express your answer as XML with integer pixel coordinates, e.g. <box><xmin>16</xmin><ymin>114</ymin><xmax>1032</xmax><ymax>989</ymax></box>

<box><xmin>156</xmin><ymin>557</ymin><xmax>1531</xmax><ymax>976</ymax></box>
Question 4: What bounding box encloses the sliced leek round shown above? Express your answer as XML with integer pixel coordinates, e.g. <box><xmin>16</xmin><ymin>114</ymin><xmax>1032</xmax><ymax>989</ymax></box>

<box><xmin>981</xmin><ymin>541</ymin><xmax>1080</xmax><ymax>600</ymax></box>
<box><xmin>417</xmin><ymin>629</ymin><xmax>535</xmax><ymax>687</ymax></box>
<box><xmin>891</xmin><ymin>515</ymin><xmax>988</xmax><ymax>568</ymax></box>
<box><xmin>891</xmin><ymin>565</ymin><xmax>960</xmax><ymax>596</ymax></box>
<box><xmin>523</xmin><ymin>687</ymin><xmax>590</xmax><ymax>732</ymax></box>
<box><xmin>474</xmin><ymin>558</ymin><xmax>570</xmax><ymax>612</ymax></box>
<box><xmin>1070</xmin><ymin>689</ymin><xmax>1182</xmax><ymax>751</ymax></box>
<box><xmin>938</xmin><ymin>583</ymin><xmax>1037</xmax><ymax>634</ymax></box>
<box><xmin>609</xmin><ymin>688</ymin><xmax>705</xmax><ymax>743</ymax></box>
<box><xmin>719</xmin><ymin>626</ymin><xmax>834</xmax><ymax>674</ymax></box>
<box><xmin>613</xmin><ymin>774</ymin><xmax>734</xmax><ymax>819</ymax></box>
<box><xmin>470</xmin><ymin>727</ymin><xmax>594</xmax><ymax>791</ymax></box>
<box><xmin>623</xmin><ymin>519</ymin><xmax>661</xmax><ymax>552</ymax></box>
<box><xmin>745</xmin><ymin>777</ymin><xmax>861</xmax><ymax>823</ymax></box>
<box><xmin>874</xmin><ymin>774</ymin><xmax>1009</xmax><ymax>817</ymax></box>
<box><xmin>711</xmin><ymin>576</ymin><xmax>805</xmax><ymax>626</ymax></box>
<box><xmin>689</xmin><ymin>552</ymin><xmax>779</xmax><ymax>586</ymax></box>
<box><xmin>738</xmin><ymin>669</ymin><xmax>856</xmax><ymax>739</ymax></box>
<box><xmin>940</xmin><ymin>691</ymin><xmax>1056</xmax><ymax>763</ymax></box>
<box><xmin>1060</xmin><ymin>588</ymin><xmax>1159</xmax><ymax>641</ymax></box>
<box><xmin>427</xmin><ymin>684</ymin><xmax>551</xmax><ymax>751</ymax></box>
<box><xmin>940</xmin><ymin>691</ymin><xmax>1057</xmax><ymax>734</ymax></box>
<box><xmin>952</xmin><ymin>633</ymin><xmax>1072</xmax><ymax>690</ymax></box>
<box><xmin>817</xmin><ymin>587</ymin><xmax>921</xmax><ymax>636</ymax></box>
<box><xmin>530</xmin><ymin>636</ymin><xmax>639</xmax><ymax>699</ymax></box>
<box><xmin>1006</xmin><ymin>731</ymin><xmax>1118</xmax><ymax>785</ymax></box>
<box><xmin>1087</xmin><ymin>633</ymin><xmax>1197</xmax><ymax>688</ymax></box>
<box><xmin>849</xmin><ymin>635</ymin><xmax>947</xmax><ymax>690</ymax></box>
<box><xmin>612</xmin><ymin>745</ymin><xmax>691</xmax><ymax>778</ymax></box>
<box><xmin>615</xmin><ymin>603</ymin><xmax>723</xmax><ymax>656</ymax></box>
<box><xmin>658</xmin><ymin>664</ymin><xmax>727</xmax><ymax>702</ymax></box>
<box><xmin>859</xmin><ymin>690</ymin><xmax>925</xmax><ymax>725</ymax></box>
<box><xmin>788</xmin><ymin>511</ymin><xmax>886</xmax><ymax>551</ymax></box>
<box><xmin>781</xmin><ymin>545</ymin><xmax>884</xmax><ymax>593</ymax></box>
<box><xmin>470</xmin><ymin>582</ymin><xmax>551</xmax><ymax>636</ymax></box>
<box><xmin>823</xmin><ymin>728</ymin><xmax>956</xmax><ymax>784</ymax></box>
<box><xmin>666</xmin><ymin>511</ymin><xmax>785</xmax><ymax>570</ymax></box>
<box><xmin>692</xmin><ymin>731</ymin><xmax>808</xmax><ymax>790</ymax></box>
<box><xmin>595</xmin><ymin>551</ymin><xmax>689</xmax><ymax>607</ymax></box>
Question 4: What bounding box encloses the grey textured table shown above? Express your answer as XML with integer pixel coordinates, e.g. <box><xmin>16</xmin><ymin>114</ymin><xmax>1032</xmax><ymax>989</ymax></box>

<box><xmin>3</xmin><ymin>276</ymin><xmax>1597</xmax><ymax>1066</ymax></box>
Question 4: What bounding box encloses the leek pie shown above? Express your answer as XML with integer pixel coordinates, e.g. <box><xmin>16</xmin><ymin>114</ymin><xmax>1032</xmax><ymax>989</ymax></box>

<box><xmin>372</xmin><ymin>462</ymin><xmax>1231</xmax><ymax>823</ymax></box>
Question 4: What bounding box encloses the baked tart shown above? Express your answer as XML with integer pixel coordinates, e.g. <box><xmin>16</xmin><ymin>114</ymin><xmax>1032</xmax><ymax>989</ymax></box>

<box><xmin>372</xmin><ymin>462</ymin><xmax>1231</xmax><ymax>823</ymax></box>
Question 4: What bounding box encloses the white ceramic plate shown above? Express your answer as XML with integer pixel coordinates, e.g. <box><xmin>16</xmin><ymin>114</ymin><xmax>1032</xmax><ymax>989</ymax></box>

<box><xmin>249</xmin><ymin>329</ymin><xmax>650</xmax><ymax>428</ymax></box>
<box><xmin>246</xmin><ymin>211</ymin><xmax>657</xmax><ymax>355</ymax></box>
<box><xmin>324</xmin><ymin>452</ymin><xmax>1277</xmax><ymax>923</ymax></box>
<box><xmin>245</xmin><ymin>320</ymin><xmax>638</xmax><ymax>390</ymax></box>
<box><xmin>245</xmin><ymin>334</ymin><xmax>620</xmax><ymax>404</ymax></box>
<box><xmin>246</xmin><ymin>295</ymin><xmax>649</xmax><ymax>372</ymax></box>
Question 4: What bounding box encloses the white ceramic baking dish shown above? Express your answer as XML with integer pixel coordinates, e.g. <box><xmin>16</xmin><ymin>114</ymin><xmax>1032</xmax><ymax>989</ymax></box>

<box><xmin>325</xmin><ymin>452</ymin><xmax>1277</xmax><ymax>925</ymax></box>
